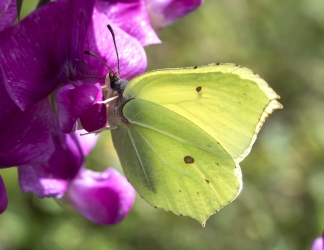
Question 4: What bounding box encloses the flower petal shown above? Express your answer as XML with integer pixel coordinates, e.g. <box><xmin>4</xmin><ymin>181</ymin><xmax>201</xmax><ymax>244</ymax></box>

<box><xmin>79</xmin><ymin>103</ymin><xmax>107</xmax><ymax>132</ymax></box>
<box><xmin>0</xmin><ymin>176</ymin><xmax>8</xmax><ymax>214</ymax></box>
<box><xmin>0</xmin><ymin>0</ymin><xmax>147</xmax><ymax>111</ymax></box>
<box><xmin>311</xmin><ymin>237</ymin><xmax>323</xmax><ymax>250</ymax></box>
<box><xmin>0</xmin><ymin>66</ymin><xmax>54</xmax><ymax>168</ymax></box>
<box><xmin>84</xmin><ymin>12</ymin><xmax>148</xmax><ymax>80</ymax></box>
<box><xmin>0</xmin><ymin>0</ymin><xmax>10</xmax><ymax>11</ymax></box>
<box><xmin>67</xmin><ymin>168</ymin><xmax>135</xmax><ymax>225</ymax></box>
<box><xmin>18</xmin><ymin>128</ymin><xmax>84</xmax><ymax>198</ymax></box>
<box><xmin>0</xmin><ymin>0</ymin><xmax>96</xmax><ymax>110</ymax></box>
<box><xmin>55</xmin><ymin>83</ymin><xmax>103</xmax><ymax>133</ymax></box>
<box><xmin>75</xmin><ymin>129</ymin><xmax>99</xmax><ymax>156</ymax></box>
<box><xmin>0</xmin><ymin>0</ymin><xmax>16</xmax><ymax>32</ymax></box>
<box><xmin>147</xmin><ymin>0</ymin><xmax>203</xmax><ymax>29</ymax></box>
<box><xmin>96</xmin><ymin>0</ymin><xmax>160</xmax><ymax>46</ymax></box>
<box><xmin>0</xmin><ymin>1</ymin><xmax>68</xmax><ymax>110</ymax></box>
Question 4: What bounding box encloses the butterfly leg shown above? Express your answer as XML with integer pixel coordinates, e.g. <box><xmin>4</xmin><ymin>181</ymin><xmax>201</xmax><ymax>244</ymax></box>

<box><xmin>97</xmin><ymin>95</ymin><xmax>118</xmax><ymax>104</ymax></box>
<box><xmin>79</xmin><ymin>124</ymin><xmax>118</xmax><ymax>136</ymax></box>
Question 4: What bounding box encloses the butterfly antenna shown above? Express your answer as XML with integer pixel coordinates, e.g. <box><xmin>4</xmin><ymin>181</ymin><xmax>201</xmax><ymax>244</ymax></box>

<box><xmin>107</xmin><ymin>25</ymin><xmax>120</xmax><ymax>76</ymax></box>
<box><xmin>84</xmin><ymin>50</ymin><xmax>115</xmax><ymax>74</ymax></box>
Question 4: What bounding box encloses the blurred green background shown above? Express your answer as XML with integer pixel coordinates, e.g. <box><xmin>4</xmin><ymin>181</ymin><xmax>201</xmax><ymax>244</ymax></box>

<box><xmin>1</xmin><ymin>0</ymin><xmax>324</xmax><ymax>249</ymax></box>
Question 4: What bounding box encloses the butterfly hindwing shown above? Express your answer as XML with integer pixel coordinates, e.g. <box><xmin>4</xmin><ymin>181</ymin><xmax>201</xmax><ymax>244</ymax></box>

<box><xmin>111</xmin><ymin>99</ymin><xmax>242</xmax><ymax>225</ymax></box>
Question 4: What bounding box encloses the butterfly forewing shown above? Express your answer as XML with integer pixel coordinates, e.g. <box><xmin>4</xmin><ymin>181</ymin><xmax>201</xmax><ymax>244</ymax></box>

<box><xmin>123</xmin><ymin>63</ymin><xmax>282</xmax><ymax>162</ymax></box>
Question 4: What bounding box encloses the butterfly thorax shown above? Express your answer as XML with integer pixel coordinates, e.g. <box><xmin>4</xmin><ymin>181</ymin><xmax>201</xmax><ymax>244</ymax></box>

<box><xmin>108</xmin><ymin>93</ymin><xmax>132</xmax><ymax>129</ymax></box>
<box><xmin>107</xmin><ymin>72</ymin><xmax>131</xmax><ymax>128</ymax></box>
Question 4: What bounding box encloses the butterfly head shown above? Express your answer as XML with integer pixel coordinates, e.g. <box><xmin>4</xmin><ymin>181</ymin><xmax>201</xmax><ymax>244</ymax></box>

<box><xmin>108</xmin><ymin>71</ymin><xmax>129</xmax><ymax>95</ymax></box>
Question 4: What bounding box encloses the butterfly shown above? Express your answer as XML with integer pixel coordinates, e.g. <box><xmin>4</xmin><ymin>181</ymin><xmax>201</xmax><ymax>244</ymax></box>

<box><xmin>107</xmin><ymin>63</ymin><xmax>282</xmax><ymax>226</ymax></box>
<box><xmin>86</xmin><ymin>25</ymin><xmax>282</xmax><ymax>226</ymax></box>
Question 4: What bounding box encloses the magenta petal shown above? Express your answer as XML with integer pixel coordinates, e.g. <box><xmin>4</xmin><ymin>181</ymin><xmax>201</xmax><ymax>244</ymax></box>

<box><xmin>0</xmin><ymin>0</ymin><xmax>96</xmax><ymax>110</ymax></box>
<box><xmin>85</xmin><ymin>12</ymin><xmax>147</xmax><ymax>79</ymax></box>
<box><xmin>55</xmin><ymin>83</ymin><xmax>103</xmax><ymax>133</ymax></box>
<box><xmin>18</xmin><ymin>129</ymin><xmax>84</xmax><ymax>198</ymax></box>
<box><xmin>0</xmin><ymin>66</ymin><xmax>54</xmax><ymax>168</ymax></box>
<box><xmin>147</xmin><ymin>0</ymin><xmax>203</xmax><ymax>29</ymax></box>
<box><xmin>0</xmin><ymin>98</ymin><xmax>55</xmax><ymax>168</ymax></box>
<box><xmin>67</xmin><ymin>168</ymin><xmax>135</xmax><ymax>225</ymax></box>
<box><xmin>0</xmin><ymin>0</ymin><xmax>16</xmax><ymax>31</ymax></box>
<box><xmin>0</xmin><ymin>0</ymin><xmax>147</xmax><ymax>111</ymax></box>
<box><xmin>54</xmin><ymin>84</ymin><xmax>76</xmax><ymax>133</ymax></box>
<box><xmin>0</xmin><ymin>1</ymin><xmax>67</xmax><ymax>110</ymax></box>
<box><xmin>75</xmin><ymin>130</ymin><xmax>99</xmax><ymax>156</ymax></box>
<box><xmin>312</xmin><ymin>237</ymin><xmax>323</xmax><ymax>250</ymax></box>
<box><xmin>0</xmin><ymin>0</ymin><xmax>10</xmax><ymax>10</ymax></box>
<box><xmin>96</xmin><ymin>0</ymin><xmax>160</xmax><ymax>46</ymax></box>
<box><xmin>80</xmin><ymin>103</ymin><xmax>107</xmax><ymax>132</ymax></box>
<box><xmin>0</xmin><ymin>176</ymin><xmax>8</xmax><ymax>214</ymax></box>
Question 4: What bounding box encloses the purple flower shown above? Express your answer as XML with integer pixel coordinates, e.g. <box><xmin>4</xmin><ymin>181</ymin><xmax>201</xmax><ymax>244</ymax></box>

<box><xmin>67</xmin><ymin>168</ymin><xmax>135</xmax><ymax>225</ymax></box>
<box><xmin>0</xmin><ymin>0</ymin><xmax>146</xmax><ymax>125</ymax></box>
<box><xmin>96</xmin><ymin>0</ymin><xmax>161</xmax><ymax>46</ymax></box>
<box><xmin>0</xmin><ymin>0</ymin><xmax>16</xmax><ymax>31</ymax></box>
<box><xmin>96</xmin><ymin>0</ymin><xmax>203</xmax><ymax>43</ymax></box>
<box><xmin>0</xmin><ymin>0</ymin><xmax>202</xmax><ymax>221</ymax></box>
<box><xmin>19</xmin><ymin>127</ymin><xmax>136</xmax><ymax>225</ymax></box>
<box><xmin>146</xmin><ymin>0</ymin><xmax>204</xmax><ymax>30</ymax></box>
<box><xmin>18</xmin><ymin>124</ymin><xmax>86</xmax><ymax>199</ymax></box>
<box><xmin>312</xmin><ymin>233</ymin><xmax>324</xmax><ymax>250</ymax></box>
<box><xmin>0</xmin><ymin>175</ymin><xmax>8</xmax><ymax>214</ymax></box>
<box><xmin>0</xmin><ymin>65</ymin><xmax>54</xmax><ymax>168</ymax></box>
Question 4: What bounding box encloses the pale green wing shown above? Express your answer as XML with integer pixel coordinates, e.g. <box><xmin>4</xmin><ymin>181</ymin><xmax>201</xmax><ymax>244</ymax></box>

<box><xmin>111</xmin><ymin>100</ymin><xmax>242</xmax><ymax>225</ymax></box>
<box><xmin>122</xmin><ymin>63</ymin><xmax>282</xmax><ymax>163</ymax></box>
<box><xmin>110</xmin><ymin>63</ymin><xmax>282</xmax><ymax>225</ymax></box>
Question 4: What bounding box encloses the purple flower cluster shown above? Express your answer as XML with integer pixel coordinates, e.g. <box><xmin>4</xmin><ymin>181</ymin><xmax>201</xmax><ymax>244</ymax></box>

<box><xmin>0</xmin><ymin>0</ymin><xmax>202</xmax><ymax>225</ymax></box>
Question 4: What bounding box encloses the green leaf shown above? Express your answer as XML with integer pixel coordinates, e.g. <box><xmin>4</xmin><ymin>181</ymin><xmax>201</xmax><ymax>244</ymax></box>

<box><xmin>110</xmin><ymin>63</ymin><xmax>282</xmax><ymax>225</ymax></box>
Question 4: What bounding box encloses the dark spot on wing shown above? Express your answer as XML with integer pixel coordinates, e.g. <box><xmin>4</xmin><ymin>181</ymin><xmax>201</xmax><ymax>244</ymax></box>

<box><xmin>179</xmin><ymin>214</ymin><xmax>183</xmax><ymax>216</ymax></box>
<box><xmin>184</xmin><ymin>156</ymin><xmax>194</xmax><ymax>164</ymax></box>
<box><xmin>197</xmin><ymin>192</ymin><xmax>200</xmax><ymax>195</ymax></box>
<box><xmin>196</xmin><ymin>86</ymin><xmax>202</xmax><ymax>92</ymax></box>
<box><xmin>194</xmin><ymin>66</ymin><xmax>198</xmax><ymax>69</ymax></box>
<box><xmin>215</xmin><ymin>162</ymin><xmax>219</xmax><ymax>166</ymax></box>
<box><xmin>205</xmin><ymin>179</ymin><xmax>210</xmax><ymax>184</ymax></box>
<box><xmin>154</xmin><ymin>206</ymin><xmax>157</xmax><ymax>209</ymax></box>
<box><xmin>207</xmin><ymin>144</ymin><xmax>211</xmax><ymax>147</ymax></box>
<box><xmin>216</xmin><ymin>63</ymin><xmax>220</xmax><ymax>65</ymax></box>
<box><xmin>179</xmin><ymin>190</ymin><xmax>182</xmax><ymax>193</ymax></box>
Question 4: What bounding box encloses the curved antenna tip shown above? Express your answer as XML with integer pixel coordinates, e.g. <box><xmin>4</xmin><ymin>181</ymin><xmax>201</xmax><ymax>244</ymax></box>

<box><xmin>107</xmin><ymin>24</ymin><xmax>120</xmax><ymax>76</ymax></box>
